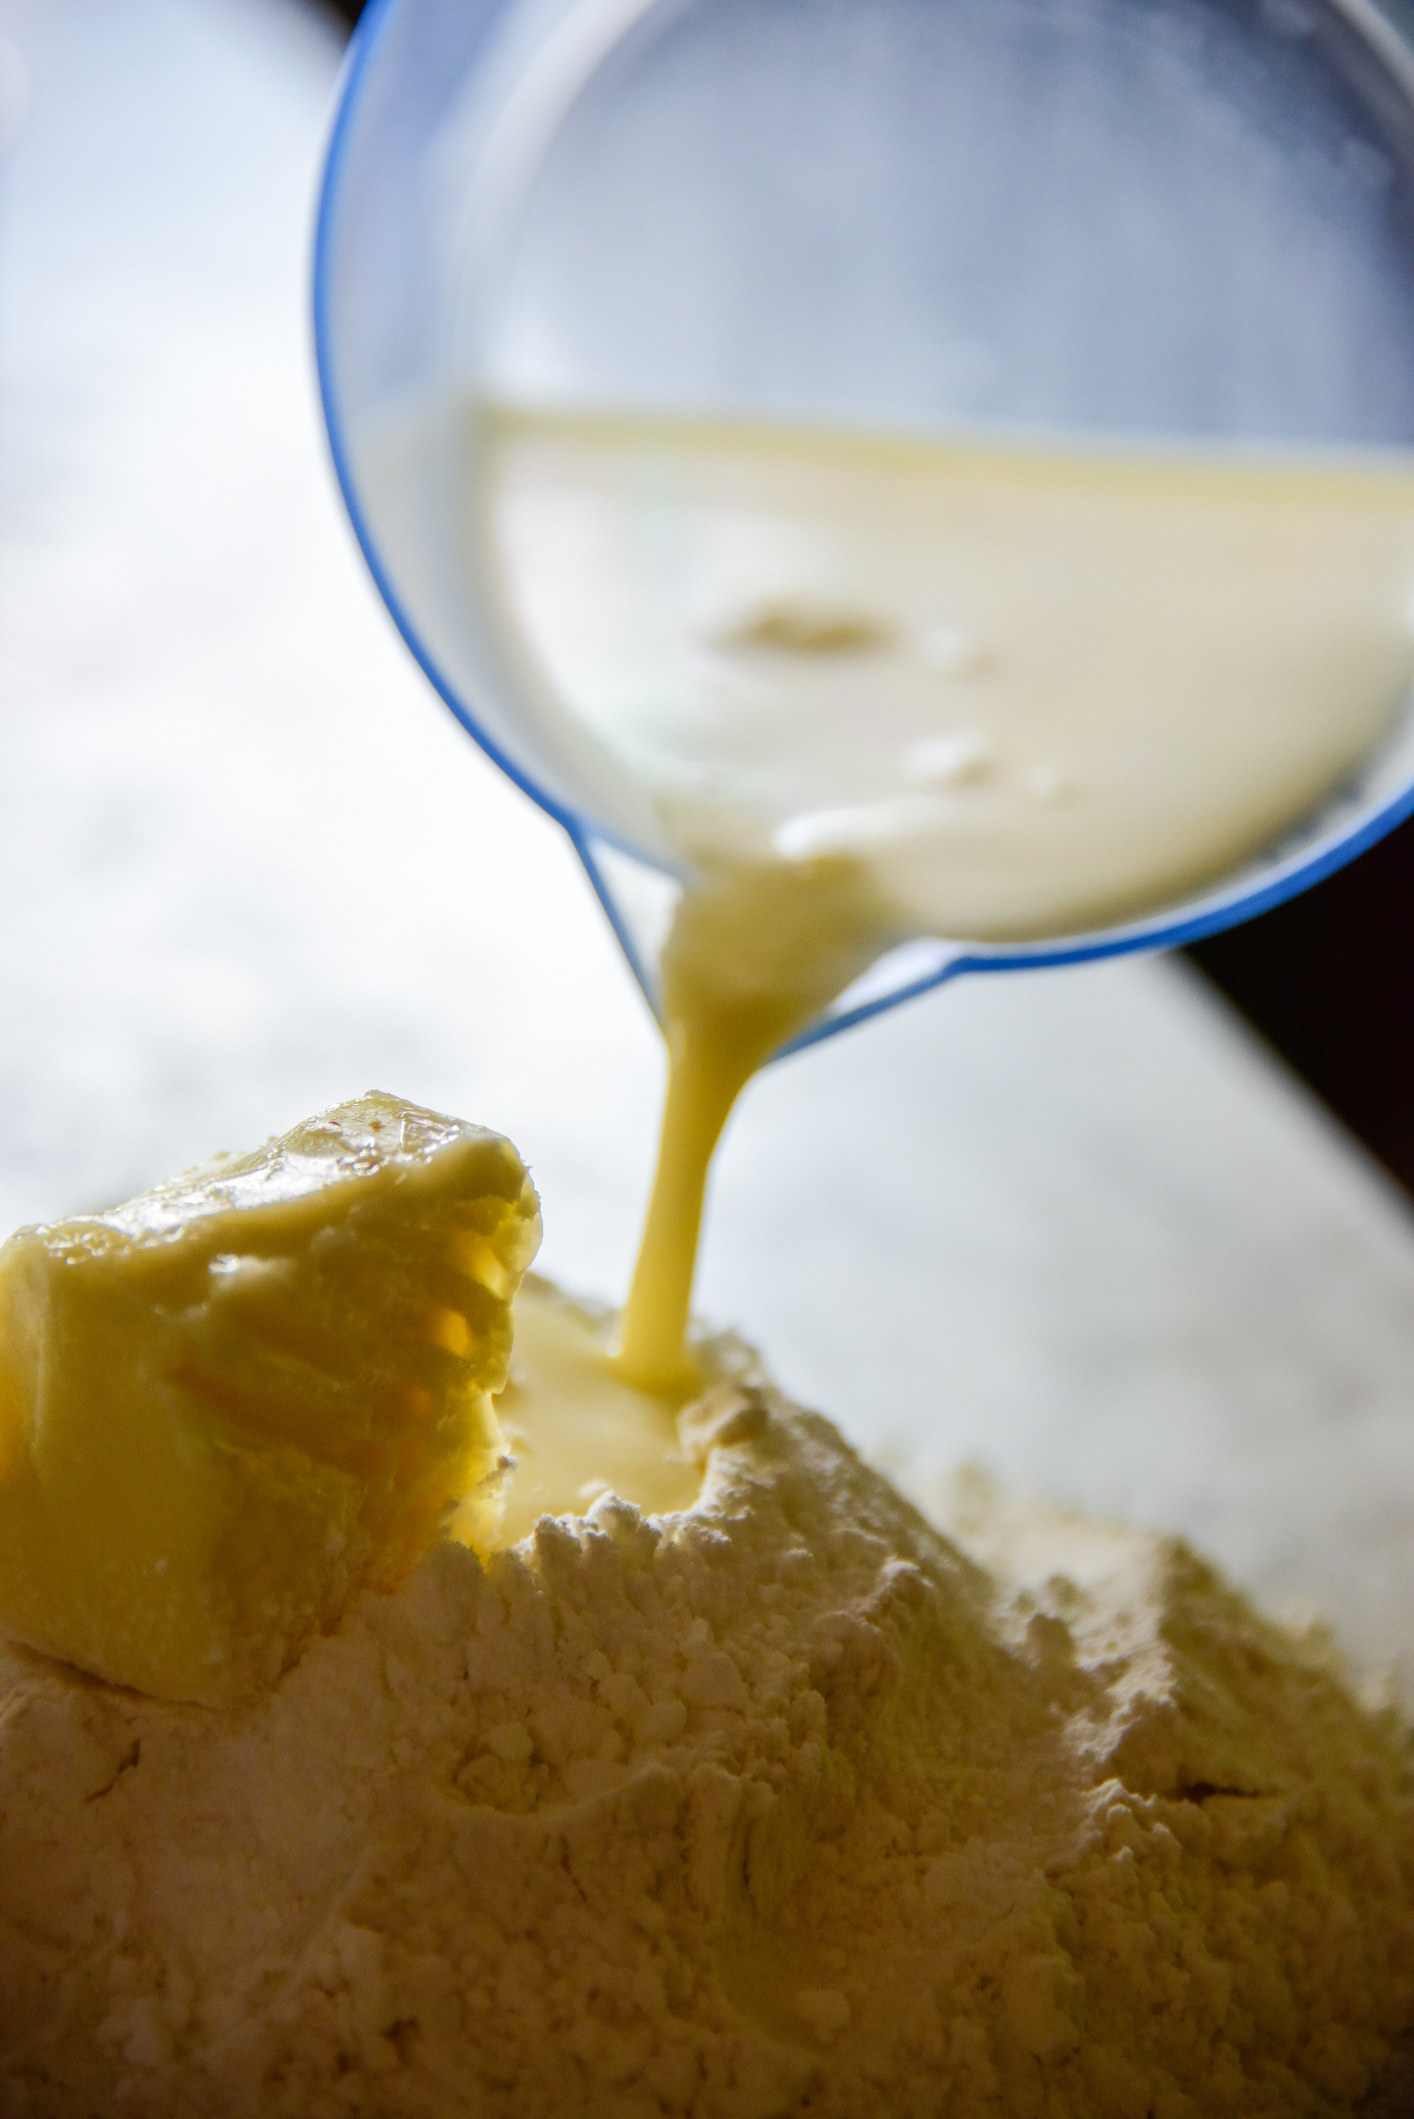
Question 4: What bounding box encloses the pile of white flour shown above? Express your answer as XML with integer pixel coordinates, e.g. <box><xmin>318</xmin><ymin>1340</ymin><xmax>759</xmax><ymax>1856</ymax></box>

<box><xmin>1</xmin><ymin>1375</ymin><xmax>1412</xmax><ymax>2117</ymax></box>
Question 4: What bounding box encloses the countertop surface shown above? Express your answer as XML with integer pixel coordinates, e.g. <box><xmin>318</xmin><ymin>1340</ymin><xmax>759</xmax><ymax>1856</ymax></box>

<box><xmin>5</xmin><ymin>0</ymin><xmax>1414</xmax><ymax>1689</ymax></box>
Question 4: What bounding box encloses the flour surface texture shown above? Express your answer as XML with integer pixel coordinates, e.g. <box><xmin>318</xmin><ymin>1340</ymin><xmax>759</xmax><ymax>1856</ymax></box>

<box><xmin>1</xmin><ymin>1373</ymin><xmax>1412</xmax><ymax>2117</ymax></box>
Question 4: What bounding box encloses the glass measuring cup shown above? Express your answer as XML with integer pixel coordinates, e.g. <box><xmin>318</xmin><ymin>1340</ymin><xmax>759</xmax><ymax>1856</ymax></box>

<box><xmin>315</xmin><ymin>0</ymin><xmax>1414</xmax><ymax>1055</ymax></box>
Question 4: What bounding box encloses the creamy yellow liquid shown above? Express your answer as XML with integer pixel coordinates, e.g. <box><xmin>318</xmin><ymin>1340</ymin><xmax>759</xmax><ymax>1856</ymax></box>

<box><xmin>493</xmin><ymin>1280</ymin><xmax>700</xmax><ymax>1541</ymax></box>
<box><xmin>480</xmin><ymin>406</ymin><xmax>1414</xmax><ymax>1387</ymax></box>
<box><xmin>612</xmin><ymin>854</ymin><xmax>888</xmax><ymax>1385</ymax></box>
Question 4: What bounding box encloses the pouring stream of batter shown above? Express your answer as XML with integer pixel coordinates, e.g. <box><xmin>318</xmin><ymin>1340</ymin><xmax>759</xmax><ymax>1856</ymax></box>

<box><xmin>480</xmin><ymin>406</ymin><xmax>1414</xmax><ymax>1388</ymax></box>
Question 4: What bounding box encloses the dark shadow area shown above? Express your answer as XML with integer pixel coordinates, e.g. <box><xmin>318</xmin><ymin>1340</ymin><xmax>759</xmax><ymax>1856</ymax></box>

<box><xmin>1188</xmin><ymin>817</ymin><xmax>1414</xmax><ymax>1199</ymax></box>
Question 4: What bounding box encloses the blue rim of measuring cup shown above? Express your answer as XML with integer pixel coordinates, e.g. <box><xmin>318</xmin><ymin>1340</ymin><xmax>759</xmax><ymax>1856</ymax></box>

<box><xmin>314</xmin><ymin>0</ymin><xmax>586</xmax><ymax>849</ymax></box>
<box><xmin>313</xmin><ymin>0</ymin><xmax>669</xmax><ymax>1003</ymax></box>
<box><xmin>313</xmin><ymin>0</ymin><xmax>1414</xmax><ymax>1056</ymax></box>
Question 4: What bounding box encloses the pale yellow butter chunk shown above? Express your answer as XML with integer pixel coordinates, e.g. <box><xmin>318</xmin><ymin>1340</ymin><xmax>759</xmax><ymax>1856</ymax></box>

<box><xmin>0</xmin><ymin>1092</ymin><xmax>541</xmax><ymax>1707</ymax></box>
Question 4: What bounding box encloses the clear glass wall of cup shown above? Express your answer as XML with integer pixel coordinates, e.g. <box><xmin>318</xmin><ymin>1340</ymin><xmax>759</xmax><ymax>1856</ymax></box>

<box><xmin>315</xmin><ymin>0</ymin><xmax>1414</xmax><ymax>1051</ymax></box>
